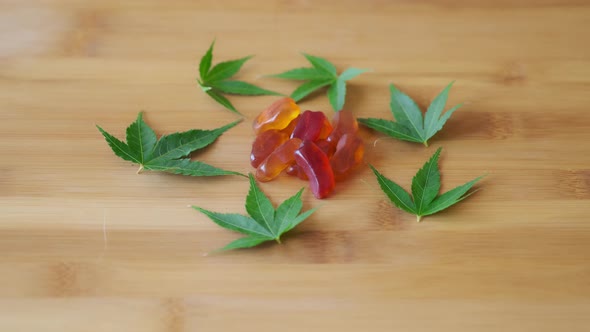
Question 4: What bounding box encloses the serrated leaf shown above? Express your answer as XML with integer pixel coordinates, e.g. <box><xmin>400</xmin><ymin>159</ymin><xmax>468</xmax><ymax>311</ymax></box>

<box><xmin>363</xmin><ymin>82</ymin><xmax>463</xmax><ymax>146</ymax></box>
<box><xmin>245</xmin><ymin>174</ymin><xmax>276</xmax><ymax>235</ymax></box>
<box><xmin>280</xmin><ymin>207</ymin><xmax>317</xmax><ymax>234</ymax></box>
<box><xmin>206</xmin><ymin>90</ymin><xmax>240</xmax><ymax>114</ymax></box>
<box><xmin>276</xmin><ymin>188</ymin><xmax>304</xmax><ymax>234</ymax></box>
<box><xmin>411</xmin><ymin>147</ymin><xmax>442</xmax><ymax>214</ymax></box>
<box><xmin>369</xmin><ymin>165</ymin><xmax>416</xmax><ymax>214</ymax></box>
<box><xmin>147</xmin><ymin>120</ymin><xmax>240</xmax><ymax>164</ymax></box>
<box><xmin>220</xmin><ymin>235</ymin><xmax>273</xmax><ymax>251</ymax></box>
<box><xmin>303</xmin><ymin>53</ymin><xmax>337</xmax><ymax>77</ymax></box>
<box><xmin>327</xmin><ymin>78</ymin><xmax>346</xmax><ymax>111</ymax></box>
<box><xmin>193</xmin><ymin>176</ymin><xmax>318</xmax><ymax>251</ymax></box>
<box><xmin>209</xmin><ymin>80</ymin><xmax>281</xmax><ymax>96</ymax></box>
<box><xmin>424</xmin><ymin>81</ymin><xmax>453</xmax><ymax>139</ymax></box>
<box><xmin>269</xmin><ymin>67</ymin><xmax>332</xmax><ymax>80</ymax></box>
<box><xmin>270</xmin><ymin>54</ymin><xmax>363</xmax><ymax>111</ymax></box>
<box><xmin>389</xmin><ymin>84</ymin><xmax>425</xmax><ymax>141</ymax></box>
<box><xmin>144</xmin><ymin>158</ymin><xmax>244</xmax><ymax>177</ymax></box>
<box><xmin>192</xmin><ymin>207</ymin><xmax>273</xmax><ymax>237</ymax></box>
<box><xmin>206</xmin><ymin>55</ymin><xmax>253</xmax><ymax>83</ymax></box>
<box><xmin>371</xmin><ymin>149</ymin><xmax>484</xmax><ymax>221</ymax></box>
<box><xmin>96</xmin><ymin>125</ymin><xmax>140</xmax><ymax>164</ymax></box>
<box><xmin>357</xmin><ymin>118</ymin><xmax>423</xmax><ymax>143</ymax></box>
<box><xmin>97</xmin><ymin>112</ymin><xmax>242</xmax><ymax>177</ymax></box>
<box><xmin>197</xmin><ymin>41</ymin><xmax>281</xmax><ymax>115</ymax></box>
<box><xmin>339</xmin><ymin>67</ymin><xmax>369</xmax><ymax>81</ymax></box>
<box><xmin>427</xmin><ymin>103</ymin><xmax>462</xmax><ymax>141</ymax></box>
<box><xmin>290</xmin><ymin>79</ymin><xmax>334</xmax><ymax>102</ymax></box>
<box><xmin>422</xmin><ymin>176</ymin><xmax>484</xmax><ymax>216</ymax></box>
<box><xmin>125</xmin><ymin>112</ymin><xmax>157</xmax><ymax>163</ymax></box>
<box><xmin>199</xmin><ymin>40</ymin><xmax>215</xmax><ymax>80</ymax></box>
<box><xmin>423</xmin><ymin>81</ymin><xmax>463</xmax><ymax>141</ymax></box>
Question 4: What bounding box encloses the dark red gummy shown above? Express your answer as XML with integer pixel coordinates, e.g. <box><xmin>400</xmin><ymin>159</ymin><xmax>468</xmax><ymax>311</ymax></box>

<box><xmin>294</xmin><ymin>140</ymin><xmax>335</xmax><ymax>199</ymax></box>
<box><xmin>290</xmin><ymin>111</ymin><xmax>329</xmax><ymax>142</ymax></box>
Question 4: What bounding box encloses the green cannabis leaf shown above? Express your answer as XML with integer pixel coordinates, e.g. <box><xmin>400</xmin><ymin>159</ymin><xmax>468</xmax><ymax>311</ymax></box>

<box><xmin>269</xmin><ymin>53</ymin><xmax>368</xmax><ymax>112</ymax></box>
<box><xmin>197</xmin><ymin>40</ymin><xmax>281</xmax><ymax>115</ymax></box>
<box><xmin>193</xmin><ymin>174</ymin><xmax>317</xmax><ymax>251</ymax></box>
<box><xmin>370</xmin><ymin>147</ymin><xmax>484</xmax><ymax>222</ymax></box>
<box><xmin>358</xmin><ymin>82</ymin><xmax>462</xmax><ymax>146</ymax></box>
<box><xmin>97</xmin><ymin>112</ymin><xmax>244</xmax><ymax>177</ymax></box>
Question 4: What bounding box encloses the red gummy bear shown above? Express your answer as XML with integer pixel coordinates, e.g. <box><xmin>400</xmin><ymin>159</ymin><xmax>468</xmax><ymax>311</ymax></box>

<box><xmin>291</xmin><ymin>111</ymin><xmax>333</xmax><ymax>142</ymax></box>
<box><xmin>294</xmin><ymin>140</ymin><xmax>335</xmax><ymax>199</ymax></box>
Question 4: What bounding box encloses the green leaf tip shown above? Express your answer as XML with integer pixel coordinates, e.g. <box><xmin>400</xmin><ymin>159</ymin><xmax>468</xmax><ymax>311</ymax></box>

<box><xmin>371</xmin><ymin>148</ymin><xmax>484</xmax><ymax>221</ymax></box>
<box><xmin>302</xmin><ymin>53</ymin><xmax>337</xmax><ymax>77</ymax></box>
<box><xmin>97</xmin><ymin>112</ymin><xmax>243</xmax><ymax>177</ymax></box>
<box><xmin>199</xmin><ymin>40</ymin><xmax>215</xmax><ymax>81</ymax></box>
<box><xmin>360</xmin><ymin>81</ymin><xmax>462</xmax><ymax>146</ymax></box>
<box><xmin>193</xmin><ymin>174</ymin><xmax>318</xmax><ymax>251</ymax></box>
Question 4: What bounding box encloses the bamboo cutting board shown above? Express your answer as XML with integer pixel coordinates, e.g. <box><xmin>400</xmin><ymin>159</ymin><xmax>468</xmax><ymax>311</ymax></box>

<box><xmin>1</xmin><ymin>1</ymin><xmax>589</xmax><ymax>331</ymax></box>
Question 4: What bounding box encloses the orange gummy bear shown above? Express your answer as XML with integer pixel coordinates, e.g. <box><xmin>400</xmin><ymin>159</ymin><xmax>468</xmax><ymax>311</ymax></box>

<box><xmin>256</xmin><ymin>138</ymin><xmax>303</xmax><ymax>182</ymax></box>
<box><xmin>250</xmin><ymin>130</ymin><xmax>289</xmax><ymax>168</ymax></box>
<box><xmin>253</xmin><ymin>97</ymin><xmax>300</xmax><ymax>134</ymax></box>
<box><xmin>280</xmin><ymin>115</ymin><xmax>299</xmax><ymax>135</ymax></box>
<box><xmin>330</xmin><ymin>133</ymin><xmax>364</xmax><ymax>179</ymax></box>
<box><xmin>327</xmin><ymin>110</ymin><xmax>358</xmax><ymax>144</ymax></box>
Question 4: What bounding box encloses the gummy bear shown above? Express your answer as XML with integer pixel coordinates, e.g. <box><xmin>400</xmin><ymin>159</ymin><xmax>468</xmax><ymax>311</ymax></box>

<box><xmin>256</xmin><ymin>138</ymin><xmax>303</xmax><ymax>182</ymax></box>
<box><xmin>326</xmin><ymin>110</ymin><xmax>358</xmax><ymax>144</ymax></box>
<box><xmin>291</xmin><ymin>111</ymin><xmax>333</xmax><ymax>141</ymax></box>
<box><xmin>250</xmin><ymin>98</ymin><xmax>365</xmax><ymax>198</ymax></box>
<box><xmin>294</xmin><ymin>140</ymin><xmax>335</xmax><ymax>199</ymax></box>
<box><xmin>315</xmin><ymin>139</ymin><xmax>336</xmax><ymax>158</ymax></box>
<box><xmin>253</xmin><ymin>97</ymin><xmax>300</xmax><ymax>134</ymax></box>
<box><xmin>330</xmin><ymin>133</ymin><xmax>364</xmax><ymax>179</ymax></box>
<box><xmin>286</xmin><ymin>164</ymin><xmax>308</xmax><ymax>180</ymax></box>
<box><xmin>250</xmin><ymin>130</ymin><xmax>289</xmax><ymax>168</ymax></box>
<box><xmin>281</xmin><ymin>114</ymin><xmax>299</xmax><ymax>135</ymax></box>
<box><xmin>317</xmin><ymin>116</ymin><xmax>333</xmax><ymax>140</ymax></box>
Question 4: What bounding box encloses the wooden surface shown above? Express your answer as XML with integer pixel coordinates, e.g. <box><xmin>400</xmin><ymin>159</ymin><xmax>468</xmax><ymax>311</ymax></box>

<box><xmin>1</xmin><ymin>0</ymin><xmax>590</xmax><ymax>331</ymax></box>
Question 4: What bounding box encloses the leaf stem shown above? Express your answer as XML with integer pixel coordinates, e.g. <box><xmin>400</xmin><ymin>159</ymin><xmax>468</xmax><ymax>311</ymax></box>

<box><xmin>275</xmin><ymin>237</ymin><xmax>282</xmax><ymax>244</ymax></box>
<box><xmin>417</xmin><ymin>215</ymin><xmax>422</xmax><ymax>222</ymax></box>
<box><xmin>423</xmin><ymin>141</ymin><xmax>429</xmax><ymax>147</ymax></box>
<box><xmin>137</xmin><ymin>165</ymin><xmax>144</xmax><ymax>174</ymax></box>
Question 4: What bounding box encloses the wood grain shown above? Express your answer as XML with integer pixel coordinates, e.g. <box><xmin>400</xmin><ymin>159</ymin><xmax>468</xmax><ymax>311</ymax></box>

<box><xmin>1</xmin><ymin>0</ymin><xmax>589</xmax><ymax>331</ymax></box>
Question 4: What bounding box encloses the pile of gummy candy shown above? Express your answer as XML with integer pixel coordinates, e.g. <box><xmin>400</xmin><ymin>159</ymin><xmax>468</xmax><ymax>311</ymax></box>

<box><xmin>250</xmin><ymin>97</ymin><xmax>364</xmax><ymax>198</ymax></box>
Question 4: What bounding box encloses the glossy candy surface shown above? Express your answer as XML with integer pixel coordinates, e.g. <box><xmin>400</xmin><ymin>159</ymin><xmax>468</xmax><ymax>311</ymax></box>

<box><xmin>251</xmin><ymin>99</ymin><xmax>364</xmax><ymax>198</ymax></box>
<box><xmin>291</xmin><ymin>111</ymin><xmax>332</xmax><ymax>141</ymax></box>
<box><xmin>330</xmin><ymin>134</ymin><xmax>364</xmax><ymax>178</ymax></box>
<box><xmin>250</xmin><ymin>130</ymin><xmax>288</xmax><ymax>168</ymax></box>
<box><xmin>318</xmin><ymin>117</ymin><xmax>333</xmax><ymax>140</ymax></box>
<box><xmin>315</xmin><ymin>139</ymin><xmax>336</xmax><ymax>158</ymax></box>
<box><xmin>256</xmin><ymin>138</ymin><xmax>302</xmax><ymax>182</ymax></box>
<box><xmin>286</xmin><ymin>164</ymin><xmax>308</xmax><ymax>180</ymax></box>
<box><xmin>294</xmin><ymin>141</ymin><xmax>335</xmax><ymax>199</ymax></box>
<box><xmin>281</xmin><ymin>114</ymin><xmax>299</xmax><ymax>134</ymax></box>
<box><xmin>327</xmin><ymin>110</ymin><xmax>358</xmax><ymax>144</ymax></box>
<box><xmin>253</xmin><ymin>97</ymin><xmax>300</xmax><ymax>134</ymax></box>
